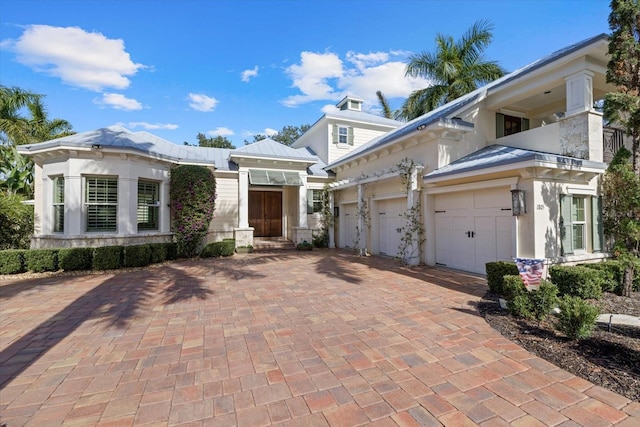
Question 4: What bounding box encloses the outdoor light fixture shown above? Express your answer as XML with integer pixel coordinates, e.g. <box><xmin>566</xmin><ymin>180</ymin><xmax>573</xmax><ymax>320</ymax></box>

<box><xmin>416</xmin><ymin>124</ymin><xmax>427</xmax><ymax>131</ymax></box>
<box><xmin>511</xmin><ymin>189</ymin><xmax>526</xmax><ymax>216</ymax></box>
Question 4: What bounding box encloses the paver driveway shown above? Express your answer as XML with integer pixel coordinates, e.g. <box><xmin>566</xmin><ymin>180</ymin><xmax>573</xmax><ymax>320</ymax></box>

<box><xmin>1</xmin><ymin>250</ymin><xmax>638</xmax><ymax>426</ymax></box>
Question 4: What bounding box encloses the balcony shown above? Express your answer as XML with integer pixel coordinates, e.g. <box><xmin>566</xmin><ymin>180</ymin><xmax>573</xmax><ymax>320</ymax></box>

<box><xmin>603</xmin><ymin>127</ymin><xmax>625</xmax><ymax>163</ymax></box>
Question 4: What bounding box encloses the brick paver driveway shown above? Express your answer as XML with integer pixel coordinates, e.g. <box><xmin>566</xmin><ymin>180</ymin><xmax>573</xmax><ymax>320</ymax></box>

<box><xmin>1</xmin><ymin>250</ymin><xmax>638</xmax><ymax>426</ymax></box>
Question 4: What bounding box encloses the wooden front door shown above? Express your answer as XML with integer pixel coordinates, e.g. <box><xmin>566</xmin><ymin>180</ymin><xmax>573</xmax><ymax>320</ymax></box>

<box><xmin>249</xmin><ymin>191</ymin><xmax>282</xmax><ymax>237</ymax></box>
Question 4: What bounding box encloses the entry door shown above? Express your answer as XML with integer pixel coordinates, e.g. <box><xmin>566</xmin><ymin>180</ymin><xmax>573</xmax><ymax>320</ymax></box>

<box><xmin>249</xmin><ymin>191</ymin><xmax>282</xmax><ymax>237</ymax></box>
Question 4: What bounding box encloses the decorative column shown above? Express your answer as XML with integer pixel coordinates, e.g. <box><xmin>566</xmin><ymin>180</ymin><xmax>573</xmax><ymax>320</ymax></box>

<box><xmin>292</xmin><ymin>172</ymin><xmax>312</xmax><ymax>244</ymax></box>
<box><xmin>405</xmin><ymin>166</ymin><xmax>421</xmax><ymax>266</ymax></box>
<box><xmin>328</xmin><ymin>191</ymin><xmax>335</xmax><ymax>248</ymax></box>
<box><xmin>565</xmin><ymin>70</ymin><xmax>594</xmax><ymax>116</ymax></box>
<box><xmin>234</xmin><ymin>169</ymin><xmax>253</xmax><ymax>248</ymax></box>
<box><xmin>357</xmin><ymin>183</ymin><xmax>367</xmax><ymax>256</ymax></box>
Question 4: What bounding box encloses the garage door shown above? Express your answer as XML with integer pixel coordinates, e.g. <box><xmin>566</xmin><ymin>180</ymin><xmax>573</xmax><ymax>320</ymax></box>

<box><xmin>434</xmin><ymin>189</ymin><xmax>513</xmax><ymax>274</ymax></box>
<box><xmin>342</xmin><ymin>203</ymin><xmax>358</xmax><ymax>249</ymax></box>
<box><xmin>377</xmin><ymin>198</ymin><xmax>406</xmax><ymax>257</ymax></box>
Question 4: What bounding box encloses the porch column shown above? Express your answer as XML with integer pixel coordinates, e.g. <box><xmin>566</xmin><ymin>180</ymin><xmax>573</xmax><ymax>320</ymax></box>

<box><xmin>565</xmin><ymin>70</ymin><xmax>594</xmax><ymax>116</ymax></box>
<box><xmin>405</xmin><ymin>166</ymin><xmax>421</xmax><ymax>266</ymax></box>
<box><xmin>424</xmin><ymin>192</ymin><xmax>436</xmax><ymax>267</ymax></box>
<box><xmin>298</xmin><ymin>173</ymin><xmax>308</xmax><ymax>228</ymax></box>
<box><xmin>328</xmin><ymin>191</ymin><xmax>335</xmax><ymax>248</ymax></box>
<box><xmin>238</xmin><ymin>169</ymin><xmax>249</xmax><ymax>228</ymax></box>
<box><xmin>357</xmin><ymin>183</ymin><xmax>367</xmax><ymax>256</ymax></box>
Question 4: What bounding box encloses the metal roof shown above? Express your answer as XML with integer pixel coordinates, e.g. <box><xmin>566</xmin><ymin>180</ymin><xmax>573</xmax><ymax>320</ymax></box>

<box><xmin>230</xmin><ymin>138</ymin><xmax>317</xmax><ymax>161</ymax></box>
<box><xmin>423</xmin><ymin>144</ymin><xmax>607</xmax><ymax>181</ymax></box>
<box><xmin>326</xmin><ymin>33</ymin><xmax>609</xmax><ymax>170</ymax></box>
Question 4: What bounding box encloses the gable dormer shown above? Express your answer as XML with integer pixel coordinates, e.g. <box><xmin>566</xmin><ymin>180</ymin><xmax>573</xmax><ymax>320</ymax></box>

<box><xmin>336</xmin><ymin>95</ymin><xmax>364</xmax><ymax>111</ymax></box>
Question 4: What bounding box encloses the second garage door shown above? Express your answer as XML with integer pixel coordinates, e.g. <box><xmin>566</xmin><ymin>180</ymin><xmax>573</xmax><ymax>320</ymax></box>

<box><xmin>434</xmin><ymin>188</ymin><xmax>513</xmax><ymax>274</ymax></box>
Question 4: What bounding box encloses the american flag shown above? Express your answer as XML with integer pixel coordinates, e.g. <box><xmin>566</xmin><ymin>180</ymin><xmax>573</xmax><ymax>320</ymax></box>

<box><xmin>515</xmin><ymin>258</ymin><xmax>545</xmax><ymax>289</ymax></box>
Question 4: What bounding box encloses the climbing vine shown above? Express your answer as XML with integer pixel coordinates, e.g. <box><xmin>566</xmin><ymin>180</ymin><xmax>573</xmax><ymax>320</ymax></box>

<box><xmin>355</xmin><ymin>184</ymin><xmax>371</xmax><ymax>256</ymax></box>
<box><xmin>313</xmin><ymin>185</ymin><xmax>334</xmax><ymax>248</ymax></box>
<box><xmin>396</xmin><ymin>158</ymin><xmax>425</xmax><ymax>265</ymax></box>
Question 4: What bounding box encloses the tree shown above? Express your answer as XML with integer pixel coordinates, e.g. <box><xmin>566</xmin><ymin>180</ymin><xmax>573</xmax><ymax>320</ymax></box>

<box><xmin>601</xmin><ymin>147</ymin><xmax>640</xmax><ymax>296</ymax></box>
<box><xmin>604</xmin><ymin>0</ymin><xmax>640</xmax><ymax>174</ymax></box>
<box><xmin>184</xmin><ymin>132</ymin><xmax>236</xmax><ymax>149</ymax></box>
<box><xmin>402</xmin><ymin>20</ymin><xmax>505</xmax><ymax>120</ymax></box>
<box><xmin>244</xmin><ymin>124</ymin><xmax>310</xmax><ymax>146</ymax></box>
<box><xmin>0</xmin><ymin>85</ymin><xmax>73</xmax><ymax>146</ymax></box>
<box><xmin>376</xmin><ymin>91</ymin><xmax>400</xmax><ymax>120</ymax></box>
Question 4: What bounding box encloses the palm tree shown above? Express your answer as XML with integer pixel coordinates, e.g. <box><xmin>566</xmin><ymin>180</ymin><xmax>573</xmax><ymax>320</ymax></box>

<box><xmin>0</xmin><ymin>85</ymin><xmax>74</xmax><ymax>146</ymax></box>
<box><xmin>376</xmin><ymin>90</ymin><xmax>399</xmax><ymax>120</ymax></box>
<box><xmin>401</xmin><ymin>20</ymin><xmax>505</xmax><ymax>121</ymax></box>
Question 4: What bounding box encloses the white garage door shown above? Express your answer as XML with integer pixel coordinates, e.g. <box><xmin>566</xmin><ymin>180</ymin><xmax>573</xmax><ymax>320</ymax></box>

<box><xmin>342</xmin><ymin>203</ymin><xmax>358</xmax><ymax>249</ymax></box>
<box><xmin>434</xmin><ymin>189</ymin><xmax>513</xmax><ymax>274</ymax></box>
<box><xmin>377</xmin><ymin>198</ymin><xmax>406</xmax><ymax>257</ymax></box>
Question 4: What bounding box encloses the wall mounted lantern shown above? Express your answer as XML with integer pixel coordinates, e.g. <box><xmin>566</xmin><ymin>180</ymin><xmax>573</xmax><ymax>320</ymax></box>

<box><xmin>511</xmin><ymin>189</ymin><xmax>526</xmax><ymax>216</ymax></box>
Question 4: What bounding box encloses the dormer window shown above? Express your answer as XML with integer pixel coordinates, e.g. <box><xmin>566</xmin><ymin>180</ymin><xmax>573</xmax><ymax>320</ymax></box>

<box><xmin>332</xmin><ymin>124</ymin><xmax>354</xmax><ymax>145</ymax></box>
<box><xmin>336</xmin><ymin>96</ymin><xmax>364</xmax><ymax>111</ymax></box>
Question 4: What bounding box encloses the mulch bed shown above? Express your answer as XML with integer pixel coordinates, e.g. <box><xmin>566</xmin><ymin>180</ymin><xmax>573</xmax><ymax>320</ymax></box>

<box><xmin>478</xmin><ymin>291</ymin><xmax>640</xmax><ymax>402</ymax></box>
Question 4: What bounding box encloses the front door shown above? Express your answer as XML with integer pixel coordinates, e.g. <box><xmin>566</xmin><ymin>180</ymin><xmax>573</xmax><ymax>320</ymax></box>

<box><xmin>249</xmin><ymin>191</ymin><xmax>282</xmax><ymax>237</ymax></box>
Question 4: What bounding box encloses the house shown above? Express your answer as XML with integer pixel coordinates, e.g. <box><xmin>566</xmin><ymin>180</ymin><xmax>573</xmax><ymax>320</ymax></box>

<box><xmin>325</xmin><ymin>33</ymin><xmax>629</xmax><ymax>274</ymax></box>
<box><xmin>17</xmin><ymin>33</ymin><xmax>630</xmax><ymax>275</ymax></box>
<box><xmin>16</xmin><ymin>96</ymin><xmax>400</xmax><ymax>250</ymax></box>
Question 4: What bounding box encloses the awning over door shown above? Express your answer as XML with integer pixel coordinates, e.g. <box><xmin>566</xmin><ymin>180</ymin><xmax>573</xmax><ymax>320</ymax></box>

<box><xmin>248</xmin><ymin>169</ymin><xmax>302</xmax><ymax>186</ymax></box>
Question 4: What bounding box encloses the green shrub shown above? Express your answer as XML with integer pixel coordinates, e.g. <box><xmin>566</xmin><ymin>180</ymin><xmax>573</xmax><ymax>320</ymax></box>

<box><xmin>149</xmin><ymin>243</ymin><xmax>167</xmax><ymax>264</ymax></box>
<box><xmin>170</xmin><ymin>165</ymin><xmax>216</xmax><ymax>258</ymax></box>
<box><xmin>164</xmin><ymin>242</ymin><xmax>178</xmax><ymax>260</ymax></box>
<box><xmin>485</xmin><ymin>261</ymin><xmax>519</xmax><ymax>295</ymax></box>
<box><xmin>123</xmin><ymin>245</ymin><xmax>151</xmax><ymax>268</ymax></box>
<box><xmin>58</xmin><ymin>247</ymin><xmax>93</xmax><ymax>271</ymax></box>
<box><xmin>556</xmin><ymin>295</ymin><xmax>600</xmax><ymax>340</ymax></box>
<box><xmin>0</xmin><ymin>249</ymin><xmax>27</xmax><ymax>274</ymax></box>
<box><xmin>502</xmin><ymin>275</ymin><xmax>527</xmax><ymax>301</ymax></box>
<box><xmin>296</xmin><ymin>241</ymin><xmax>313</xmax><ymax>251</ymax></box>
<box><xmin>527</xmin><ymin>281</ymin><xmax>559</xmax><ymax>322</ymax></box>
<box><xmin>25</xmin><ymin>249</ymin><xmax>59</xmax><ymax>272</ymax></box>
<box><xmin>93</xmin><ymin>246</ymin><xmax>123</xmax><ymax>270</ymax></box>
<box><xmin>549</xmin><ymin>265</ymin><xmax>603</xmax><ymax>299</ymax></box>
<box><xmin>201</xmin><ymin>240</ymin><xmax>235</xmax><ymax>258</ymax></box>
<box><xmin>312</xmin><ymin>229</ymin><xmax>329</xmax><ymax>248</ymax></box>
<box><xmin>0</xmin><ymin>193</ymin><xmax>34</xmax><ymax>250</ymax></box>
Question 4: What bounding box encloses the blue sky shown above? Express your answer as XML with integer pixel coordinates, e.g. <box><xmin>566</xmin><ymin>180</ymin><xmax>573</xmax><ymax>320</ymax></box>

<box><xmin>1</xmin><ymin>0</ymin><xmax>611</xmax><ymax>147</ymax></box>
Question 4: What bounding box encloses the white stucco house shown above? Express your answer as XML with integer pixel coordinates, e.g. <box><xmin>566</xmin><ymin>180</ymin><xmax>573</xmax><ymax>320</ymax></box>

<box><xmin>17</xmin><ymin>33</ymin><xmax>630</xmax><ymax>275</ymax></box>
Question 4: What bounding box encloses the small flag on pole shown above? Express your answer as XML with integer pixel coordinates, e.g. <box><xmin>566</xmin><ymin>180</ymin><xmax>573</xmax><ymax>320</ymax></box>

<box><xmin>515</xmin><ymin>258</ymin><xmax>545</xmax><ymax>290</ymax></box>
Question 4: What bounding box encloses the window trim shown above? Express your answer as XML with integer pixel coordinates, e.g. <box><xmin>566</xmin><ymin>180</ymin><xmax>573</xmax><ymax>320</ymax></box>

<box><xmin>137</xmin><ymin>179</ymin><xmax>160</xmax><ymax>232</ymax></box>
<box><xmin>85</xmin><ymin>176</ymin><xmax>118</xmax><ymax>233</ymax></box>
<box><xmin>307</xmin><ymin>189</ymin><xmax>323</xmax><ymax>214</ymax></box>
<box><xmin>53</xmin><ymin>176</ymin><xmax>64</xmax><ymax>233</ymax></box>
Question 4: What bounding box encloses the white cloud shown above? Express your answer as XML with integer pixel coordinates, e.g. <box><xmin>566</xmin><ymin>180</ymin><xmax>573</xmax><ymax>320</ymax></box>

<box><xmin>321</xmin><ymin>104</ymin><xmax>338</xmax><ymax>114</ymax></box>
<box><xmin>188</xmin><ymin>93</ymin><xmax>218</xmax><ymax>112</ymax></box>
<box><xmin>95</xmin><ymin>93</ymin><xmax>143</xmax><ymax>110</ymax></box>
<box><xmin>281</xmin><ymin>50</ymin><xmax>429</xmax><ymax>109</ymax></box>
<box><xmin>3</xmin><ymin>25</ymin><xmax>144</xmax><ymax>91</ymax></box>
<box><xmin>128</xmin><ymin>122</ymin><xmax>178</xmax><ymax>130</ymax></box>
<box><xmin>241</xmin><ymin>66</ymin><xmax>259</xmax><ymax>82</ymax></box>
<box><xmin>264</xmin><ymin>128</ymin><xmax>278</xmax><ymax>136</ymax></box>
<box><xmin>207</xmin><ymin>127</ymin><xmax>234</xmax><ymax>137</ymax></box>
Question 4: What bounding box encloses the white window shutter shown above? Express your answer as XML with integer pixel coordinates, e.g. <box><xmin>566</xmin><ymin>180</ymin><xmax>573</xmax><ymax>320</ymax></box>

<box><xmin>591</xmin><ymin>196</ymin><xmax>603</xmax><ymax>252</ymax></box>
<box><xmin>347</xmin><ymin>127</ymin><xmax>354</xmax><ymax>145</ymax></box>
<box><xmin>331</xmin><ymin>124</ymin><xmax>338</xmax><ymax>144</ymax></box>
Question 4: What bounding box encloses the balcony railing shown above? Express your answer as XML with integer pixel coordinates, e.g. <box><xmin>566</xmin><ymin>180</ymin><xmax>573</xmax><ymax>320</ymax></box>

<box><xmin>603</xmin><ymin>127</ymin><xmax>625</xmax><ymax>163</ymax></box>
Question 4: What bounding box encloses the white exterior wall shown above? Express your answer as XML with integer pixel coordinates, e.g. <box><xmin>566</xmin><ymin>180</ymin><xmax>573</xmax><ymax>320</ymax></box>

<box><xmin>207</xmin><ymin>172</ymin><xmax>239</xmax><ymax>242</ymax></box>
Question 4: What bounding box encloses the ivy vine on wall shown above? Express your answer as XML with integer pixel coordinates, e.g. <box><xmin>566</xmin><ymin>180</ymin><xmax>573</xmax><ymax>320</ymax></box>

<box><xmin>396</xmin><ymin>158</ymin><xmax>425</xmax><ymax>264</ymax></box>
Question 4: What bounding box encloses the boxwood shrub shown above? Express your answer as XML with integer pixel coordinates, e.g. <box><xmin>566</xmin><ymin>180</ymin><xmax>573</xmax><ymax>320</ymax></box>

<box><xmin>556</xmin><ymin>295</ymin><xmax>600</xmax><ymax>340</ymax></box>
<box><xmin>164</xmin><ymin>242</ymin><xmax>178</xmax><ymax>260</ymax></box>
<box><xmin>485</xmin><ymin>261</ymin><xmax>519</xmax><ymax>295</ymax></box>
<box><xmin>58</xmin><ymin>247</ymin><xmax>94</xmax><ymax>271</ymax></box>
<box><xmin>201</xmin><ymin>240</ymin><xmax>235</xmax><ymax>258</ymax></box>
<box><xmin>149</xmin><ymin>243</ymin><xmax>168</xmax><ymax>264</ymax></box>
<box><xmin>93</xmin><ymin>246</ymin><xmax>123</xmax><ymax>270</ymax></box>
<box><xmin>549</xmin><ymin>265</ymin><xmax>603</xmax><ymax>299</ymax></box>
<box><xmin>124</xmin><ymin>244</ymin><xmax>151</xmax><ymax>268</ymax></box>
<box><xmin>25</xmin><ymin>249</ymin><xmax>59</xmax><ymax>273</ymax></box>
<box><xmin>0</xmin><ymin>249</ymin><xmax>27</xmax><ymax>274</ymax></box>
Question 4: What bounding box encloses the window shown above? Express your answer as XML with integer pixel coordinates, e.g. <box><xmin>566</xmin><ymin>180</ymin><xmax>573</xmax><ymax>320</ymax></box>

<box><xmin>496</xmin><ymin>113</ymin><xmax>530</xmax><ymax>138</ymax></box>
<box><xmin>332</xmin><ymin>124</ymin><xmax>353</xmax><ymax>145</ymax></box>
<box><xmin>138</xmin><ymin>180</ymin><xmax>159</xmax><ymax>231</ymax></box>
<box><xmin>307</xmin><ymin>189</ymin><xmax>324</xmax><ymax>214</ymax></box>
<box><xmin>560</xmin><ymin>194</ymin><xmax>603</xmax><ymax>255</ymax></box>
<box><xmin>53</xmin><ymin>176</ymin><xmax>64</xmax><ymax>232</ymax></box>
<box><xmin>85</xmin><ymin>177</ymin><xmax>117</xmax><ymax>232</ymax></box>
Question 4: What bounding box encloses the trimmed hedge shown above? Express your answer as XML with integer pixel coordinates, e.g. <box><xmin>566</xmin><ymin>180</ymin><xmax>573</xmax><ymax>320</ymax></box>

<box><xmin>124</xmin><ymin>244</ymin><xmax>151</xmax><ymax>268</ymax></box>
<box><xmin>164</xmin><ymin>242</ymin><xmax>178</xmax><ymax>260</ymax></box>
<box><xmin>149</xmin><ymin>243</ymin><xmax>168</xmax><ymax>264</ymax></box>
<box><xmin>556</xmin><ymin>295</ymin><xmax>600</xmax><ymax>340</ymax></box>
<box><xmin>59</xmin><ymin>248</ymin><xmax>94</xmax><ymax>271</ymax></box>
<box><xmin>93</xmin><ymin>246</ymin><xmax>123</xmax><ymax>270</ymax></box>
<box><xmin>0</xmin><ymin>249</ymin><xmax>27</xmax><ymax>274</ymax></box>
<box><xmin>25</xmin><ymin>249</ymin><xmax>59</xmax><ymax>273</ymax></box>
<box><xmin>201</xmin><ymin>240</ymin><xmax>235</xmax><ymax>258</ymax></box>
<box><xmin>549</xmin><ymin>265</ymin><xmax>603</xmax><ymax>299</ymax></box>
<box><xmin>485</xmin><ymin>261</ymin><xmax>519</xmax><ymax>295</ymax></box>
